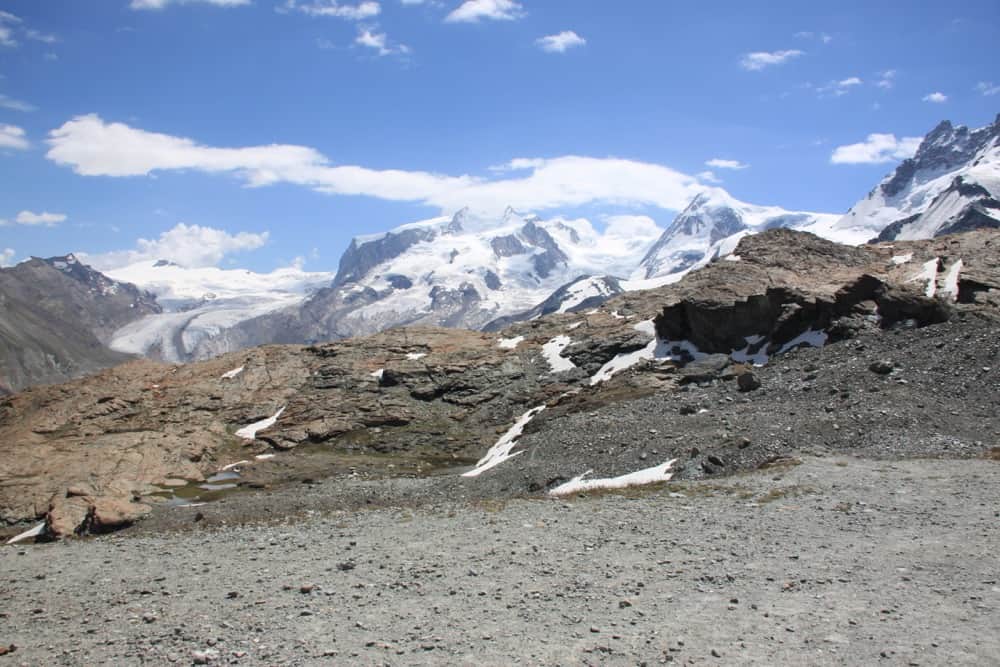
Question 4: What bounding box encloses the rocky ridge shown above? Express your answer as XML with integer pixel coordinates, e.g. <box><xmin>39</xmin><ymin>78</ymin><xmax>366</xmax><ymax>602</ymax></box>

<box><xmin>1</xmin><ymin>228</ymin><xmax>998</xmax><ymax>539</ymax></box>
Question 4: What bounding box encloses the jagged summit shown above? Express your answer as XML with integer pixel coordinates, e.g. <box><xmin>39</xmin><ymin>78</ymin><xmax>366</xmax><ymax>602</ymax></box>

<box><xmin>837</xmin><ymin>114</ymin><xmax>1000</xmax><ymax>242</ymax></box>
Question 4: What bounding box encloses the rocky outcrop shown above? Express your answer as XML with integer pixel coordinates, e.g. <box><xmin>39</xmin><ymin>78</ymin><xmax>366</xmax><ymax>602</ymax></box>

<box><xmin>2</xmin><ymin>229</ymin><xmax>997</xmax><ymax>538</ymax></box>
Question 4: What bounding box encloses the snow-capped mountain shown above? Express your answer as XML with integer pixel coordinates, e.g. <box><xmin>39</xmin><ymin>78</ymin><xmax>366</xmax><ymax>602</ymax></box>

<box><xmin>237</xmin><ymin>207</ymin><xmax>663</xmax><ymax>344</ymax></box>
<box><xmin>836</xmin><ymin>114</ymin><xmax>1000</xmax><ymax>242</ymax></box>
<box><xmin>59</xmin><ymin>114</ymin><xmax>1000</xmax><ymax>369</ymax></box>
<box><xmin>104</xmin><ymin>261</ymin><xmax>333</xmax><ymax>362</ymax></box>
<box><xmin>635</xmin><ymin>188</ymin><xmax>840</xmax><ymax>280</ymax></box>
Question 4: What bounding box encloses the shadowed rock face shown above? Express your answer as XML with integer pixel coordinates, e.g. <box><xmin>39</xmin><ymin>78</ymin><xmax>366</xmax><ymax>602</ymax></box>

<box><xmin>0</xmin><ymin>255</ymin><xmax>160</xmax><ymax>393</ymax></box>
<box><xmin>2</xmin><ymin>229</ymin><xmax>998</xmax><ymax>537</ymax></box>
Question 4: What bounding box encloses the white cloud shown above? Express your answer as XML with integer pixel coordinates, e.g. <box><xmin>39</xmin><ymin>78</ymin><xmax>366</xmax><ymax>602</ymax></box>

<box><xmin>739</xmin><ymin>49</ymin><xmax>803</xmax><ymax>71</ymax></box>
<box><xmin>0</xmin><ymin>248</ymin><xmax>15</xmax><ymax>267</ymax></box>
<box><xmin>695</xmin><ymin>170</ymin><xmax>721</xmax><ymax>184</ymax></box>
<box><xmin>46</xmin><ymin>114</ymin><xmax>705</xmax><ymax>215</ymax></box>
<box><xmin>355</xmin><ymin>27</ymin><xmax>409</xmax><ymax>55</ymax></box>
<box><xmin>445</xmin><ymin>0</ymin><xmax>524</xmax><ymax>23</ymax></box>
<box><xmin>0</xmin><ymin>95</ymin><xmax>24</xmax><ymax>113</ymax></box>
<box><xmin>0</xmin><ymin>124</ymin><xmax>29</xmax><ymax>150</ymax></box>
<box><xmin>794</xmin><ymin>31</ymin><xmax>831</xmax><ymax>43</ymax></box>
<box><xmin>280</xmin><ymin>0</ymin><xmax>381</xmax><ymax>18</ymax></box>
<box><xmin>536</xmin><ymin>30</ymin><xmax>585</xmax><ymax>53</ymax></box>
<box><xmin>830</xmin><ymin>133</ymin><xmax>922</xmax><ymax>165</ymax></box>
<box><xmin>130</xmin><ymin>0</ymin><xmax>250</xmax><ymax>9</ymax></box>
<box><xmin>876</xmin><ymin>69</ymin><xmax>896</xmax><ymax>89</ymax></box>
<box><xmin>922</xmin><ymin>91</ymin><xmax>948</xmax><ymax>103</ymax></box>
<box><xmin>705</xmin><ymin>158</ymin><xmax>748</xmax><ymax>170</ymax></box>
<box><xmin>816</xmin><ymin>76</ymin><xmax>863</xmax><ymax>97</ymax></box>
<box><xmin>81</xmin><ymin>223</ymin><xmax>269</xmax><ymax>270</ymax></box>
<box><xmin>15</xmin><ymin>210</ymin><xmax>66</xmax><ymax>226</ymax></box>
<box><xmin>0</xmin><ymin>10</ymin><xmax>21</xmax><ymax>47</ymax></box>
<box><xmin>975</xmin><ymin>81</ymin><xmax>1000</xmax><ymax>96</ymax></box>
<box><xmin>24</xmin><ymin>29</ymin><xmax>57</xmax><ymax>43</ymax></box>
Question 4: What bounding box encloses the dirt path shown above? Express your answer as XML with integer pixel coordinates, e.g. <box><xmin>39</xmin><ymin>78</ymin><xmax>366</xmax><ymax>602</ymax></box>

<box><xmin>2</xmin><ymin>455</ymin><xmax>998</xmax><ymax>666</ymax></box>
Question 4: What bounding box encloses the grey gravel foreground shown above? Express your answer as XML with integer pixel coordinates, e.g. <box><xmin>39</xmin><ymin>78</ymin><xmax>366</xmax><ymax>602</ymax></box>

<box><xmin>2</xmin><ymin>456</ymin><xmax>999</xmax><ymax>666</ymax></box>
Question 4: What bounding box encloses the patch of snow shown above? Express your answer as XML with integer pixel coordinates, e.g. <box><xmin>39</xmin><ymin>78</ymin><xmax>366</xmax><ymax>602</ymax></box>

<box><xmin>731</xmin><ymin>334</ymin><xmax>769</xmax><ymax>366</ymax></box>
<box><xmin>221</xmin><ymin>460</ymin><xmax>251</xmax><ymax>471</ymax></box>
<box><xmin>6</xmin><ymin>522</ymin><xmax>46</xmax><ymax>545</ymax></box>
<box><xmin>497</xmin><ymin>335</ymin><xmax>524</xmax><ymax>350</ymax></box>
<box><xmin>235</xmin><ymin>406</ymin><xmax>285</xmax><ymax>440</ymax></box>
<box><xmin>542</xmin><ymin>336</ymin><xmax>577</xmax><ymax>373</ymax></box>
<box><xmin>723</xmin><ymin>254</ymin><xmax>742</xmax><ymax>262</ymax></box>
<box><xmin>370</xmin><ymin>368</ymin><xmax>385</xmax><ymax>380</ymax></box>
<box><xmin>891</xmin><ymin>253</ymin><xmax>913</xmax><ymax>265</ymax></box>
<box><xmin>221</xmin><ymin>366</ymin><xmax>244</xmax><ymax>380</ymax></box>
<box><xmin>462</xmin><ymin>405</ymin><xmax>546</xmax><ymax>478</ymax></box>
<box><xmin>567</xmin><ymin>321</ymin><xmax>583</xmax><ymax>330</ymax></box>
<box><xmin>940</xmin><ymin>259</ymin><xmax>963</xmax><ymax>302</ymax></box>
<box><xmin>548</xmin><ymin>459</ymin><xmax>678</xmax><ymax>496</ymax></box>
<box><xmin>406</xmin><ymin>352</ymin><xmax>427</xmax><ymax>360</ymax></box>
<box><xmin>610</xmin><ymin>310</ymin><xmax>626</xmax><ymax>319</ymax></box>
<box><xmin>591</xmin><ymin>320</ymin><xmax>706</xmax><ymax>385</ymax></box>
<box><xmin>255</xmin><ymin>453</ymin><xmax>276</xmax><ymax>461</ymax></box>
<box><xmin>909</xmin><ymin>258</ymin><xmax>940</xmax><ymax>298</ymax></box>
<box><xmin>777</xmin><ymin>329</ymin><xmax>828</xmax><ymax>355</ymax></box>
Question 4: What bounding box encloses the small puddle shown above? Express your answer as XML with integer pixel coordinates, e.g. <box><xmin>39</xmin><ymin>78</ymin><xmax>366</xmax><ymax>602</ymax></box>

<box><xmin>146</xmin><ymin>448</ymin><xmax>476</xmax><ymax>508</ymax></box>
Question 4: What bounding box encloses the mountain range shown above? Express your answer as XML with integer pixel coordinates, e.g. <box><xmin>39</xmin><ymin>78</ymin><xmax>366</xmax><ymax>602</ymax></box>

<box><xmin>1</xmin><ymin>113</ymin><xmax>997</xmax><ymax>392</ymax></box>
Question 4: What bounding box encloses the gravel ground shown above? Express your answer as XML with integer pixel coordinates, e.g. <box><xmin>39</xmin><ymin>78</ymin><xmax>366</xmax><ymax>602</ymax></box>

<box><xmin>3</xmin><ymin>455</ymin><xmax>999</xmax><ymax>666</ymax></box>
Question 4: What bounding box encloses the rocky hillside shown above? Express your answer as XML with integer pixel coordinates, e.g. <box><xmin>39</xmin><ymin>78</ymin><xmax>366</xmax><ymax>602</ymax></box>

<box><xmin>0</xmin><ymin>255</ymin><xmax>160</xmax><ymax>394</ymax></box>
<box><xmin>2</xmin><ymin>228</ymin><xmax>997</xmax><ymax>539</ymax></box>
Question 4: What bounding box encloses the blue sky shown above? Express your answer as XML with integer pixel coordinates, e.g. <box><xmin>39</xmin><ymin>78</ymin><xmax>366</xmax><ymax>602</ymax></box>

<box><xmin>0</xmin><ymin>0</ymin><xmax>997</xmax><ymax>272</ymax></box>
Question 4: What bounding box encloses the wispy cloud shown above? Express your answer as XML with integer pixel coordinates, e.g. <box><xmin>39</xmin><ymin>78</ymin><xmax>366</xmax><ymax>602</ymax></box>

<box><xmin>46</xmin><ymin>114</ymin><xmax>706</xmax><ymax>216</ymax></box>
<box><xmin>739</xmin><ymin>49</ymin><xmax>804</xmax><ymax>71</ymax></box>
<box><xmin>794</xmin><ymin>31</ymin><xmax>831</xmax><ymax>43</ymax></box>
<box><xmin>922</xmin><ymin>91</ymin><xmax>948</xmax><ymax>103</ymax></box>
<box><xmin>695</xmin><ymin>170</ymin><xmax>721</xmax><ymax>184</ymax></box>
<box><xmin>0</xmin><ymin>94</ymin><xmax>35</xmax><ymax>112</ymax></box>
<box><xmin>0</xmin><ymin>124</ymin><xmax>29</xmax><ymax>150</ymax></box>
<box><xmin>0</xmin><ymin>210</ymin><xmax>67</xmax><ymax>227</ymax></box>
<box><xmin>355</xmin><ymin>26</ymin><xmax>409</xmax><ymax>55</ymax></box>
<box><xmin>130</xmin><ymin>0</ymin><xmax>250</xmax><ymax>9</ymax></box>
<box><xmin>830</xmin><ymin>133</ymin><xmax>922</xmax><ymax>165</ymax></box>
<box><xmin>445</xmin><ymin>0</ymin><xmax>524</xmax><ymax>23</ymax></box>
<box><xmin>875</xmin><ymin>69</ymin><xmax>896</xmax><ymax>89</ymax></box>
<box><xmin>705</xmin><ymin>158</ymin><xmax>748</xmax><ymax>170</ymax></box>
<box><xmin>975</xmin><ymin>81</ymin><xmax>1000</xmax><ymax>96</ymax></box>
<box><xmin>0</xmin><ymin>10</ymin><xmax>21</xmax><ymax>47</ymax></box>
<box><xmin>536</xmin><ymin>30</ymin><xmax>586</xmax><ymax>53</ymax></box>
<box><xmin>816</xmin><ymin>76</ymin><xmax>863</xmax><ymax>97</ymax></box>
<box><xmin>0</xmin><ymin>248</ymin><xmax>15</xmax><ymax>267</ymax></box>
<box><xmin>24</xmin><ymin>28</ymin><xmax>58</xmax><ymax>43</ymax></box>
<box><xmin>279</xmin><ymin>0</ymin><xmax>381</xmax><ymax>19</ymax></box>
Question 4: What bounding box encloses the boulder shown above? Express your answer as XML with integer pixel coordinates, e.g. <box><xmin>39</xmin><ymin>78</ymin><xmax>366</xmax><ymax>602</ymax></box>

<box><xmin>91</xmin><ymin>498</ymin><xmax>152</xmax><ymax>532</ymax></box>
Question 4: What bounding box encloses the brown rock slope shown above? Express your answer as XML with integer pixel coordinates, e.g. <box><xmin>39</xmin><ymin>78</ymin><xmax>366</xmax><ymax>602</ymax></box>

<box><xmin>1</xmin><ymin>229</ymin><xmax>998</xmax><ymax>536</ymax></box>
